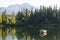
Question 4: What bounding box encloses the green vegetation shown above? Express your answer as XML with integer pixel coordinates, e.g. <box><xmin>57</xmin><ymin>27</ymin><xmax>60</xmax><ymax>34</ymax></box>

<box><xmin>0</xmin><ymin>6</ymin><xmax>60</xmax><ymax>40</ymax></box>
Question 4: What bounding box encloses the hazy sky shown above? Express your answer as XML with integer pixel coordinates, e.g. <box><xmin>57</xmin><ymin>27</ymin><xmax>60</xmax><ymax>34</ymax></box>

<box><xmin>0</xmin><ymin>0</ymin><xmax>60</xmax><ymax>8</ymax></box>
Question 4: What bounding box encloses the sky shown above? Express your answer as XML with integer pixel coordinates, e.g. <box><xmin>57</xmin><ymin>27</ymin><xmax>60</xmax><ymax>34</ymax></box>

<box><xmin>0</xmin><ymin>0</ymin><xmax>60</xmax><ymax>8</ymax></box>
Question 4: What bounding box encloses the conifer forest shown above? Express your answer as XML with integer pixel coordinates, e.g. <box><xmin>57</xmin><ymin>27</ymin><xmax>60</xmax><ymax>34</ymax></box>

<box><xmin>0</xmin><ymin>6</ymin><xmax>60</xmax><ymax>40</ymax></box>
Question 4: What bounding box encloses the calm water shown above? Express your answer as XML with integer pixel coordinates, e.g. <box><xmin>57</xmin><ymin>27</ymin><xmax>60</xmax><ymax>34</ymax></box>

<box><xmin>0</xmin><ymin>27</ymin><xmax>60</xmax><ymax>40</ymax></box>
<box><xmin>0</xmin><ymin>35</ymin><xmax>17</xmax><ymax>40</ymax></box>
<box><xmin>6</xmin><ymin>35</ymin><xmax>18</xmax><ymax>40</ymax></box>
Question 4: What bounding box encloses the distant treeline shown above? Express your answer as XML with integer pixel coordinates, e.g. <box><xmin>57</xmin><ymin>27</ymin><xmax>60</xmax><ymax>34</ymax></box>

<box><xmin>0</xmin><ymin>6</ymin><xmax>60</xmax><ymax>25</ymax></box>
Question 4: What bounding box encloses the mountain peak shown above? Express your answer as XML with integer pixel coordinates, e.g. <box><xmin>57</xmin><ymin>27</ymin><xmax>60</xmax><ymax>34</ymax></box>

<box><xmin>0</xmin><ymin>3</ymin><xmax>37</xmax><ymax>14</ymax></box>
<box><xmin>20</xmin><ymin>3</ymin><xmax>33</xmax><ymax>7</ymax></box>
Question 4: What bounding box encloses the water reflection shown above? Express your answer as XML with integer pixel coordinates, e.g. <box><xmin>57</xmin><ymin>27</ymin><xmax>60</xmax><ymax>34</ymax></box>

<box><xmin>6</xmin><ymin>35</ymin><xmax>18</xmax><ymax>40</ymax></box>
<box><xmin>0</xmin><ymin>37</ymin><xmax>2</xmax><ymax>40</ymax></box>
<box><xmin>0</xmin><ymin>27</ymin><xmax>60</xmax><ymax>40</ymax></box>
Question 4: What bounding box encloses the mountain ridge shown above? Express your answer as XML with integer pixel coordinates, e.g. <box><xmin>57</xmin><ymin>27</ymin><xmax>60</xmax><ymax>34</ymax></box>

<box><xmin>0</xmin><ymin>3</ymin><xmax>37</xmax><ymax>14</ymax></box>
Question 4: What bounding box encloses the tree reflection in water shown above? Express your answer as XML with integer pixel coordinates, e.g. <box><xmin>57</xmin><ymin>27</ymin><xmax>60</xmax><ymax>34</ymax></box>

<box><xmin>0</xmin><ymin>26</ymin><xmax>60</xmax><ymax>40</ymax></box>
